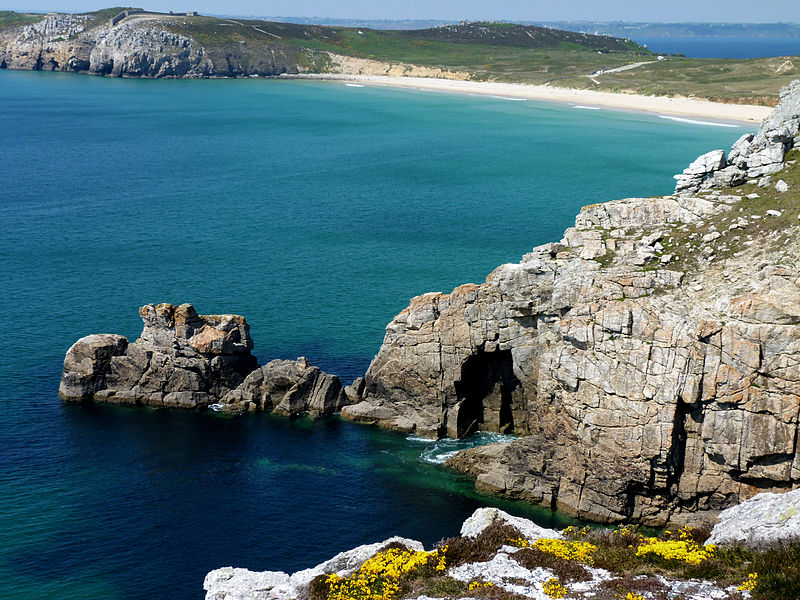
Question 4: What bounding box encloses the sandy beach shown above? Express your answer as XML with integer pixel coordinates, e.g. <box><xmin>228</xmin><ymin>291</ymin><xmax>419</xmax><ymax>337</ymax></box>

<box><xmin>289</xmin><ymin>74</ymin><xmax>772</xmax><ymax>125</ymax></box>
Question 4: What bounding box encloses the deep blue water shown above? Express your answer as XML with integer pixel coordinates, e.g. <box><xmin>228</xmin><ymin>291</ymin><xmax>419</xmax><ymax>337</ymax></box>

<box><xmin>0</xmin><ymin>69</ymin><xmax>752</xmax><ymax>599</ymax></box>
<box><xmin>635</xmin><ymin>36</ymin><xmax>800</xmax><ymax>58</ymax></box>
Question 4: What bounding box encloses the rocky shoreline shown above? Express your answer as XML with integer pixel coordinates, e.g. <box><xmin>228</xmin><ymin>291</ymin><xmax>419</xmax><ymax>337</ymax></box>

<box><xmin>61</xmin><ymin>81</ymin><xmax>800</xmax><ymax>529</ymax></box>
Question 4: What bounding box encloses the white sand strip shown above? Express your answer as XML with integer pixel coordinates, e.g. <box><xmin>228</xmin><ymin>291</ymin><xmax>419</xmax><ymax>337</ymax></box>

<box><xmin>285</xmin><ymin>74</ymin><xmax>772</xmax><ymax>124</ymax></box>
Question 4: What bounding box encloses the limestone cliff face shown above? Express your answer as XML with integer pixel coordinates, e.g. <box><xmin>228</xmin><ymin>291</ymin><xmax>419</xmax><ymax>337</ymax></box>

<box><xmin>0</xmin><ymin>14</ymin><xmax>315</xmax><ymax>78</ymax></box>
<box><xmin>342</xmin><ymin>83</ymin><xmax>800</xmax><ymax>525</ymax></box>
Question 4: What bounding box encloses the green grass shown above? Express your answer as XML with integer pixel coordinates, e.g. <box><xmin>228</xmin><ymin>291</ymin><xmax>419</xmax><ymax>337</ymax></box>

<box><xmin>1</xmin><ymin>9</ymin><xmax>796</xmax><ymax>103</ymax></box>
<box><xmin>160</xmin><ymin>16</ymin><xmax>798</xmax><ymax>102</ymax></box>
<box><xmin>0</xmin><ymin>11</ymin><xmax>44</xmax><ymax>27</ymax></box>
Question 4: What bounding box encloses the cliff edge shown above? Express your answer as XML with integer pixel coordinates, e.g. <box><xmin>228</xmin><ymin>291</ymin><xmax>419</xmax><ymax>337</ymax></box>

<box><xmin>342</xmin><ymin>82</ymin><xmax>800</xmax><ymax>526</ymax></box>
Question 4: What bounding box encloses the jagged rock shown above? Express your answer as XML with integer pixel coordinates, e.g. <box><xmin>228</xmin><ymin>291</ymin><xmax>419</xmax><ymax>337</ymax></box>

<box><xmin>59</xmin><ymin>303</ymin><xmax>258</xmax><ymax>408</ymax></box>
<box><xmin>218</xmin><ymin>357</ymin><xmax>348</xmax><ymax>416</ymax></box>
<box><xmin>673</xmin><ymin>149</ymin><xmax>726</xmax><ymax>194</ymax></box>
<box><xmin>706</xmin><ymin>488</ymin><xmax>800</xmax><ymax>547</ymax></box>
<box><xmin>672</xmin><ymin>80</ymin><xmax>800</xmax><ymax>193</ymax></box>
<box><xmin>776</xmin><ymin>179</ymin><xmax>789</xmax><ymax>192</ymax></box>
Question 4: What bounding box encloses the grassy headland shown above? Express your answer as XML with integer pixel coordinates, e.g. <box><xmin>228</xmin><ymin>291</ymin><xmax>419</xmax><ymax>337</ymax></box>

<box><xmin>1</xmin><ymin>8</ymin><xmax>798</xmax><ymax>104</ymax></box>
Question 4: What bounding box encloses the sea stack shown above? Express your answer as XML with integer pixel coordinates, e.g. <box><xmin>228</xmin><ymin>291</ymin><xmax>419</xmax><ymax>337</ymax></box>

<box><xmin>59</xmin><ymin>302</ymin><xmax>348</xmax><ymax>415</ymax></box>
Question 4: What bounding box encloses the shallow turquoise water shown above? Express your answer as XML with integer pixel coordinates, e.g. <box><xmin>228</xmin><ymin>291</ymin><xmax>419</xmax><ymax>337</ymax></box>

<box><xmin>0</xmin><ymin>70</ymin><xmax>751</xmax><ymax>599</ymax></box>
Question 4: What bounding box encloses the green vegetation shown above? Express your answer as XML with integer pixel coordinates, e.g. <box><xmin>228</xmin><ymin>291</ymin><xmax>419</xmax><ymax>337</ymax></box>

<box><xmin>302</xmin><ymin>520</ymin><xmax>799</xmax><ymax>600</ymax></box>
<box><xmin>0</xmin><ymin>11</ymin><xmax>44</xmax><ymax>27</ymax></box>
<box><xmin>0</xmin><ymin>8</ymin><xmax>797</xmax><ymax>103</ymax></box>
<box><xmin>652</xmin><ymin>150</ymin><xmax>800</xmax><ymax>271</ymax></box>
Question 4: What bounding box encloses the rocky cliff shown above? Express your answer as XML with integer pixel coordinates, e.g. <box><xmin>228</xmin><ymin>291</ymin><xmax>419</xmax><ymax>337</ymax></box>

<box><xmin>60</xmin><ymin>303</ymin><xmax>348</xmax><ymax>415</ymax></box>
<box><xmin>0</xmin><ymin>12</ymin><xmax>472</xmax><ymax>79</ymax></box>
<box><xmin>341</xmin><ymin>82</ymin><xmax>800</xmax><ymax>526</ymax></box>
<box><xmin>0</xmin><ymin>13</ymin><xmax>322</xmax><ymax>78</ymax></box>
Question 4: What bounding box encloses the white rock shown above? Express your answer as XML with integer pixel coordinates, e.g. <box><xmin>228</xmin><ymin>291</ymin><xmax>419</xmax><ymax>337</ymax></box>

<box><xmin>746</xmin><ymin>193</ymin><xmax>760</xmax><ymax>199</ymax></box>
<box><xmin>706</xmin><ymin>488</ymin><xmax>800</xmax><ymax>547</ymax></box>
<box><xmin>702</xmin><ymin>231</ymin><xmax>722</xmax><ymax>243</ymax></box>
<box><xmin>758</xmin><ymin>176</ymin><xmax>772</xmax><ymax>187</ymax></box>
<box><xmin>289</xmin><ymin>536</ymin><xmax>425</xmax><ymax>589</ymax></box>
<box><xmin>775</xmin><ymin>179</ymin><xmax>789</xmax><ymax>193</ymax></box>
<box><xmin>660</xmin><ymin>254</ymin><xmax>673</xmax><ymax>264</ymax></box>
<box><xmin>766</xmin><ymin>209</ymin><xmax>783</xmax><ymax>217</ymax></box>
<box><xmin>204</xmin><ymin>568</ymin><xmax>291</xmax><ymax>600</ymax></box>
<box><xmin>460</xmin><ymin>507</ymin><xmax>561</xmax><ymax>540</ymax></box>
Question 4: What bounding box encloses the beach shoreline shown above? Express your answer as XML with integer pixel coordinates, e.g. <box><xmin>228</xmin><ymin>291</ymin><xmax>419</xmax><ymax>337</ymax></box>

<box><xmin>282</xmin><ymin>74</ymin><xmax>772</xmax><ymax>125</ymax></box>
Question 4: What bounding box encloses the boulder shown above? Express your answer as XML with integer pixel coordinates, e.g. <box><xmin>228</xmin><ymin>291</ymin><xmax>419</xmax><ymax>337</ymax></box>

<box><xmin>58</xmin><ymin>334</ymin><xmax>128</xmax><ymax>401</ymax></box>
<box><xmin>706</xmin><ymin>488</ymin><xmax>800</xmax><ymax>547</ymax></box>
<box><xmin>460</xmin><ymin>507</ymin><xmax>561</xmax><ymax>540</ymax></box>
<box><xmin>673</xmin><ymin>149</ymin><xmax>727</xmax><ymax>194</ymax></box>
<box><xmin>219</xmin><ymin>357</ymin><xmax>348</xmax><ymax>416</ymax></box>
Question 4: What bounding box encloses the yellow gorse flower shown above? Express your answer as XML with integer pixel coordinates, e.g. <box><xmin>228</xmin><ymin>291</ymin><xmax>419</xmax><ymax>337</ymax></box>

<box><xmin>324</xmin><ymin>546</ymin><xmax>446</xmax><ymax>600</ymax></box>
<box><xmin>737</xmin><ymin>572</ymin><xmax>758</xmax><ymax>592</ymax></box>
<box><xmin>542</xmin><ymin>577</ymin><xmax>568</xmax><ymax>598</ymax></box>
<box><xmin>507</xmin><ymin>536</ymin><xmax>531</xmax><ymax>548</ymax></box>
<box><xmin>626</xmin><ymin>593</ymin><xmax>646</xmax><ymax>600</ymax></box>
<box><xmin>635</xmin><ymin>538</ymin><xmax>715</xmax><ymax>565</ymax></box>
<box><xmin>533</xmin><ymin>538</ymin><xmax>598</xmax><ymax>565</ymax></box>
<box><xmin>468</xmin><ymin>580</ymin><xmax>494</xmax><ymax>590</ymax></box>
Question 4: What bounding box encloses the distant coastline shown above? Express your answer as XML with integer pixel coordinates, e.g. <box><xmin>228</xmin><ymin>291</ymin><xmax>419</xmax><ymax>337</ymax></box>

<box><xmin>284</xmin><ymin>74</ymin><xmax>772</xmax><ymax>124</ymax></box>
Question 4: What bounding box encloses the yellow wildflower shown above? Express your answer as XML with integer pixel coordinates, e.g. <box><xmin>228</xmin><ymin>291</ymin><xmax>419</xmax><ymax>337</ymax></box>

<box><xmin>635</xmin><ymin>537</ymin><xmax>715</xmax><ymax>565</ymax></box>
<box><xmin>534</xmin><ymin>538</ymin><xmax>597</xmax><ymax>565</ymax></box>
<box><xmin>737</xmin><ymin>572</ymin><xmax>758</xmax><ymax>592</ymax></box>
<box><xmin>542</xmin><ymin>577</ymin><xmax>568</xmax><ymax>599</ymax></box>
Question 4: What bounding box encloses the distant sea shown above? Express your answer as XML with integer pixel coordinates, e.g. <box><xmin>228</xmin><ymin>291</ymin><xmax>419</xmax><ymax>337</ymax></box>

<box><xmin>634</xmin><ymin>36</ymin><xmax>800</xmax><ymax>58</ymax></box>
<box><xmin>0</xmin><ymin>70</ymin><xmax>752</xmax><ymax>600</ymax></box>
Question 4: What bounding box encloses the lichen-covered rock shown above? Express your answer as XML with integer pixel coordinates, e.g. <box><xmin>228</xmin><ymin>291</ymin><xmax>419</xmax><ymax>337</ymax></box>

<box><xmin>59</xmin><ymin>303</ymin><xmax>258</xmax><ymax>408</ymax></box>
<box><xmin>219</xmin><ymin>357</ymin><xmax>348</xmax><ymax>416</ymax></box>
<box><xmin>344</xmin><ymin>82</ymin><xmax>800</xmax><ymax>526</ymax></box>
<box><xmin>706</xmin><ymin>488</ymin><xmax>800</xmax><ymax>547</ymax></box>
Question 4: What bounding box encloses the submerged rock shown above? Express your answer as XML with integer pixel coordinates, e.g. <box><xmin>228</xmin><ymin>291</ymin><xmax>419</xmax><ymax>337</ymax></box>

<box><xmin>59</xmin><ymin>303</ymin><xmax>347</xmax><ymax>415</ymax></box>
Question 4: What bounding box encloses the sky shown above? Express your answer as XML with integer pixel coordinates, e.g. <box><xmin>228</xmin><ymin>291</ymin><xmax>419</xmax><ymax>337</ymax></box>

<box><xmin>7</xmin><ymin>0</ymin><xmax>800</xmax><ymax>22</ymax></box>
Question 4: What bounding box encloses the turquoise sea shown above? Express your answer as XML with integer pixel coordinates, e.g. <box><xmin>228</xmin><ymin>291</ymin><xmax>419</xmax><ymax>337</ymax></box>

<box><xmin>0</xmin><ymin>70</ymin><xmax>752</xmax><ymax>599</ymax></box>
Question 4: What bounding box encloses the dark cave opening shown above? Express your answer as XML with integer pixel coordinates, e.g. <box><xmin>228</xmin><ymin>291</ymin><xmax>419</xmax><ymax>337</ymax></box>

<box><xmin>453</xmin><ymin>348</ymin><xmax>520</xmax><ymax>437</ymax></box>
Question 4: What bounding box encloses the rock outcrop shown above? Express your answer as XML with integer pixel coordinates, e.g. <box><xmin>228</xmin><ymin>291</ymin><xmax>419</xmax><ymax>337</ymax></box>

<box><xmin>59</xmin><ymin>303</ymin><xmax>346</xmax><ymax>415</ymax></box>
<box><xmin>60</xmin><ymin>303</ymin><xmax>258</xmax><ymax>408</ymax></box>
<box><xmin>673</xmin><ymin>80</ymin><xmax>800</xmax><ymax>194</ymax></box>
<box><xmin>219</xmin><ymin>357</ymin><xmax>348</xmax><ymax>416</ymax></box>
<box><xmin>706</xmin><ymin>487</ymin><xmax>800</xmax><ymax>547</ymax></box>
<box><xmin>342</xmin><ymin>82</ymin><xmax>800</xmax><ymax>525</ymax></box>
<box><xmin>204</xmin><ymin>506</ymin><xmax>747</xmax><ymax>600</ymax></box>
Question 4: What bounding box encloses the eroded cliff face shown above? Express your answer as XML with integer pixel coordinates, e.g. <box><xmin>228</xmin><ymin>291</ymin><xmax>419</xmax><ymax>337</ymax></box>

<box><xmin>0</xmin><ymin>14</ymin><xmax>318</xmax><ymax>78</ymax></box>
<box><xmin>342</xmin><ymin>84</ymin><xmax>800</xmax><ymax>526</ymax></box>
